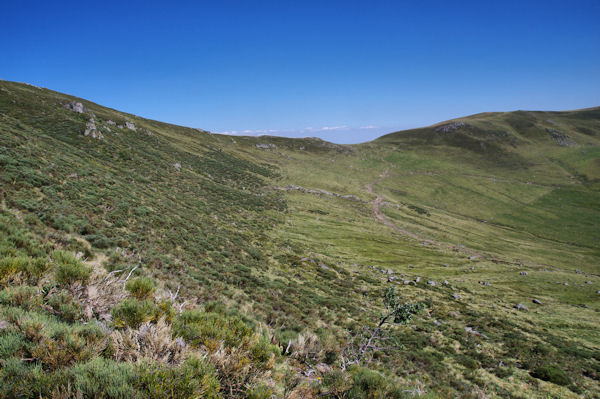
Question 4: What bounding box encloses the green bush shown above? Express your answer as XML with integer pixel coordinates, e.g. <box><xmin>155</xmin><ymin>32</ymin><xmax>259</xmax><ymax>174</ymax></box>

<box><xmin>250</xmin><ymin>338</ymin><xmax>279</xmax><ymax>368</ymax></box>
<box><xmin>347</xmin><ymin>367</ymin><xmax>389</xmax><ymax>399</ymax></box>
<box><xmin>135</xmin><ymin>357</ymin><xmax>221</xmax><ymax>399</ymax></box>
<box><xmin>0</xmin><ymin>256</ymin><xmax>49</xmax><ymax>284</ymax></box>
<box><xmin>69</xmin><ymin>357</ymin><xmax>135</xmax><ymax>398</ymax></box>
<box><xmin>0</xmin><ymin>357</ymin><xmax>54</xmax><ymax>398</ymax></box>
<box><xmin>530</xmin><ymin>365</ymin><xmax>572</xmax><ymax>386</ymax></box>
<box><xmin>0</xmin><ymin>332</ymin><xmax>26</xmax><ymax>359</ymax></box>
<box><xmin>246</xmin><ymin>383</ymin><xmax>273</xmax><ymax>399</ymax></box>
<box><xmin>112</xmin><ymin>298</ymin><xmax>158</xmax><ymax>328</ymax></box>
<box><xmin>173</xmin><ymin>310</ymin><xmax>253</xmax><ymax>348</ymax></box>
<box><xmin>53</xmin><ymin>251</ymin><xmax>92</xmax><ymax>285</ymax></box>
<box><xmin>125</xmin><ymin>277</ymin><xmax>156</xmax><ymax>300</ymax></box>
<box><xmin>0</xmin><ymin>286</ymin><xmax>41</xmax><ymax>310</ymax></box>
<box><xmin>46</xmin><ymin>290</ymin><xmax>82</xmax><ymax>322</ymax></box>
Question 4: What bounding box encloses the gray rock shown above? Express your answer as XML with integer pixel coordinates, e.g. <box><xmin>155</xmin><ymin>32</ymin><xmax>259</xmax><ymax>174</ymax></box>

<box><xmin>532</xmin><ymin>299</ymin><xmax>542</xmax><ymax>305</ymax></box>
<box><xmin>453</xmin><ymin>293</ymin><xmax>461</xmax><ymax>300</ymax></box>
<box><xmin>443</xmin><ymin>280</ymin><xmax>450</xmax><ymax>285</ymax></box>
<box><xmin>386</xmin><ymin>269</ymin><xmax>394</xmax><ymax>275</ymax></box>
<box><xmin>586</xmin><ymin>281</ymin><xmax>592</xmax><ymax>284</ymax></box>
<box><xmin>0</xmin><ymin>320</ymin><xmax>8</xmax><ymax>330</ymax></box>
<box><xmin>125</xmin><ymin>121</ymin><xmax>137</xmax><ymax>131</ymax></box>
<box><xmin>64</xmin><ymin>102</ymin><xmax>88</xmax><ymax>113</ymax></box>
<box><xmin>106</xmin><ymin>120</ymin><xmax>116</xmax><ymax>125</ymax></box>
<box><xmin>435</xmin><ymin>121</ymin><xmax>465</xmax><ymax>133</ymax></box>
<box><xmin>547</xmin><ymin>128</ymin><xmax>575</xmax><ymax>146</ymax></box>
<box><xmin>465</xmin><ymin>326</ymin><xmax>487</xmax><ymax>338</ymax></box>
<box><xmin>387</xmin><ymin>275</ymin><xmax>397</xmax><ymax>282</ymax></box>
<box><xmin>469</xmin><ymin>255</ymin><xmax>477</xmax><ymax>260</ymax></box>
<box><xmin>515</xmin><ymin>303</ymin><xmax>529</xmax><ymax>311</ymax></box>
<box><xmin>256</xmin><ymin>143</ymin><xmax>276</xmax><ymax>149</ymax></box>
<box><xmin>415</xmin><ymin>277</ymin><xmax>421</xmax><ymax>283</ymax></box>
<box><xmin>520</xmin><ymin>271</ymin><xmax>528</xmax><ymax>276</ymax></box>
<box><xmin>173</xmin><ymin>163</ymin><xmax>181</xmax><ymax>171</ymax></box>
<box><xmin>428</xmin><ymin>280</ymin><xmax>436</xmax><ymax>286</ymax></box>
<box><xmin>83</xmin><ymin>118</ymin><xmax>103</xmax><ymax>139</ymax></box>
<box><xmin>320</xmin><ymin>263</ymin><xmax>330</xmax><ymax>271</ymax></box>
<box><xmin>403</xmin><ymin>280</ymin><xmax>411</xmax><ymax>285</ymax></box>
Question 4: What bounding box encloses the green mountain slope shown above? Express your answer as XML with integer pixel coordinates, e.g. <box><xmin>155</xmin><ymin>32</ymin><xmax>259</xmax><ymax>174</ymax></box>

<box><xmin>1</xmin><ymin>80</ymin><xmax>599</xmax><ymax>398</ymax></box>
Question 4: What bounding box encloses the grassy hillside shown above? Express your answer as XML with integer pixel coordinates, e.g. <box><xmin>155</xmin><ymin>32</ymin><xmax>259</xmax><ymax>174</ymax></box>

<box><xmin>0</xmin><ymin>79</ymin><xmax>599</xmax><ymax>398</ymax></box>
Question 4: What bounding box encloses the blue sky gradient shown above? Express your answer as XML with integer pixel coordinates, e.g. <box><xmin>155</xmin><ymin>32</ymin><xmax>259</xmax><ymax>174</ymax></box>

<box><xmin>2</xmin><ymin>1</ymin><xmax>599</xmax><ymax>143</ymax></box>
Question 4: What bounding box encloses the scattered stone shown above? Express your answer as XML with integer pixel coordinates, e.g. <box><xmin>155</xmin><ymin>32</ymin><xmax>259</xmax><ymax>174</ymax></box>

<box><xmin>435</xmin><ymin>121</ymin><xmax>465</xmax><ymax>133</ymax></box>
<box><xmin>520</xmin><ymin>271</ymin><xmax>528</xmax><ymax>276</ymax></box>
<box><xmin>63</xmin><ymin>102</ymin><xmax>88</xmax><ymax>113</ymax></box>
<box><xmin>465</xmin><ymin>326</ymin><xmax>488</xmax><ymax>338</ymax></box>
<box><xmin>453</xmin><ymin>293</ymin><xmax>461</xmax><ymax>300</ymax></box>
<box><xmin>106</xmin><ymin>120</ymin><xmax>116</xmax><ymax>125</ymax></box>
<box><xmin>387</xmin><ymin>275</ymin><xmax>397</xmax><ymax>282</ymax></box>
<box><xmin>415</xmin><ymin>277</ymin><xmax>421</xmax><ymax>283</ymax></box>
<box><xmin>428</xmin><ymin>280</ymin><xmax>436</xmax><ymax>286</ymax></box>
<box><xmin>443</xmin><ymin>280</ymin><xmax>450</xmax><ymax>286</ymax></box>
<box><xmin>532</xmin><ymin>299</ymin><xmax>542</xmax><ymax>305</ymax></box>
<box><xmin>0</xmin><ymin>320</ymin><xmax>8</xmax><ymax>330</ymax></box>
<box><xmin>443</xmin><ymin>264</ymin><xmax>449</xmax><ymax>267</ymax></box>
<box><xmin>597</xmin><ymin>290</ymin><xmax>600</xmax><ymax>295</ymax></box>
<box><xmin>256</xmin><ymin>143</ymin><xmax>276</xmax><ymax>149</ymax></box>
<box><xmin>320</xmin><ymin>263</ymin><xmax>330</xmax><ymax>271</ymax></box>
<box><xmin>586</xmin><ymin>281</ymin><xmax>592</xmax><ymax>284</ymax></box>
<box><xmin>125</xmin><ymin>121</ymin><xmax>137</xmax><ymax>131</ymax></box>
<box><xmin>547</xmin><ymin>128</ymin><xmax>575</xmax><ymax>146</ymax></box>
<box><xmin>514</xmin><ymin>303</ymin><xmax>529</xmax><ymax>311</ymax></box>
<box><xmin>433</xmin><ymin>320</ymin><xmax>442</xmax><ymax>326</ymax></box>
<box><xmin>117</xmin><ymin>125</ymin><xmax>124</xmax><ymax>129</ymax></box>
<box><xmin>83</xmin><ymin>118</ymin><xmax>103</xmax><ymax>139</ymax></box>
<box><xmin>469</xmin><ymin>256</ymin><xmax>477</xmax><ymax>260</ymax></box>
<box><xmin>564</xmin><ymin>282</ymin><xmax>569</xmax><ymax>286</ymax></box>
<box><xmin>173</xmin><ymin>163</ymin><xmax>181</xmax><ymax>171</ymax></box>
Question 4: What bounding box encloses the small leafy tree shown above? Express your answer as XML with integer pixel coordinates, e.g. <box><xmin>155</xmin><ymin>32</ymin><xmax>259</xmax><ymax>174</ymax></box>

<box><xmin>341</xmin><ymin>287</ymin><xmax>424</xmax><ymax>369</ymax></box>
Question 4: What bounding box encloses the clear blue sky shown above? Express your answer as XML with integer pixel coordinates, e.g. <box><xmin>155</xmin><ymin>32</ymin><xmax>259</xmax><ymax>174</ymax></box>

<box><xmin>2</xmin><ymin>1</ymin><xmax>599</xmax><ymax>143</ymax></box>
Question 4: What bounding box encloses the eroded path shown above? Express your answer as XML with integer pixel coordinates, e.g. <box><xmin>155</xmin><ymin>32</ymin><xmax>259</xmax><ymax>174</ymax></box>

<box><xmin>365</xmin><ymin>166</ymin><xmax>496</xmax><ymax>261</ymax></box>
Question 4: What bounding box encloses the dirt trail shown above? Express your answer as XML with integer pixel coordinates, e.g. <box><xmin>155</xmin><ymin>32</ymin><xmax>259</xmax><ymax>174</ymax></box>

<box><xmin>365</xmin><ymin>166</ymin><xmax>492</xmax><ymax>261</ymax></box>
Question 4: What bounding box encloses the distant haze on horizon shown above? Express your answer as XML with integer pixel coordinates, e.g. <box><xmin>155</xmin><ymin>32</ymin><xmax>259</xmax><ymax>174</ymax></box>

<box><xmin>2</xmin><ymin>1</ymin><xmax>599</xmax><ymax>144</ymax></box>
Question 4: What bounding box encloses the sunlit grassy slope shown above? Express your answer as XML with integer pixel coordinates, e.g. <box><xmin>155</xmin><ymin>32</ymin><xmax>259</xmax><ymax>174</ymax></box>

<box><xmin>1</xmin><ymin>79</ymin><xmax>599</xmax><ymax>398</ymax></box>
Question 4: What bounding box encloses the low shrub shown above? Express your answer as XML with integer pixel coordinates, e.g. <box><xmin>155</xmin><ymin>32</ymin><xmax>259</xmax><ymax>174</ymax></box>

<box><xmin>530</xmin><ymin>365</ymin><xmax>572</xmax><ymax>386</ymax></box>
<box><xmin>173</xmin><ymin>310</ymin><xmax>253</xmax><ymax>348</ymax></box>
<box><xmin>69</xmin><ymin>357</ymin><xmax>136</xmax><ymax>398</ymax></box>
<box><xmin>0</xmin><ymin>286</ymin><xmax>41</xmax><ymax>310</ymax></box>
<box><xmin>249</xmin><ymin>338</ymin><xmax>279</xmax><ymax>368</ymax></box>
<box><xmin>53</xmin><ymin>251</ymin><xmax>92</xmax><ymax>286</ymax></box>
<box><xmin>125</xmin><ymin>277</ymin><xmax>156</xmax><ymax>300</ymax></box>
<box><xmin>135</xmin><ymin>357</ymin><xmax>221</xmax><ymax>399</ymax></box>
<box><xmin>46</xmin><ymin>290</ymin><xmax>82</xmax><ymax>322</ymax></box>
<box><xmin>112</xmin><ymin>298</ymin><xmax>158</xmax><ymax>328</ymax></box>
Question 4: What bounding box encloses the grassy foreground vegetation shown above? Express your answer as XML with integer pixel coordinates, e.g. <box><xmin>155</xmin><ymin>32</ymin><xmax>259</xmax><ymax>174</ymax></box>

<box><xmin>0</xmin><ymin>79</ymin><xmax>599</xmax><ymax>397</ymax></box>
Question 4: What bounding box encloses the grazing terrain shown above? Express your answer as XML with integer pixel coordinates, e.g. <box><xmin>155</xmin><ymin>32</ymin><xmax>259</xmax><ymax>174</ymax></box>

<box><xmin>0</xmin><ymin>79</ymin><xmax>599</xmax><ymax>398</ymax></box>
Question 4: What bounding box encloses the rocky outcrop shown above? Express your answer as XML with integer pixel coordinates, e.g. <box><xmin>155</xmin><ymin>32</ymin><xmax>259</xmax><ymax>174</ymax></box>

<box><xmin>125</xmin><ymin>121</ymin><xmax>137</xmax><ymax>131</ymax></box>
<box><xmin>256</xmin><ymin>143</ymin><xmax>276</xmax><ymax>149</ymax></box>
<box><xmin>64</xmin><ymin>102</ymin><xmax>89</xmax><ymax>113</ymax></box>
<box><xmin>435</xmin><ymin>121</ymin><xmax>465</xmax><ymax>133</ymax></box>
<box><xmin>547</xmin><ymin>129</ymin><xmax>575</xmax><ymax>146</ymax></box>
<box><xmin>83</xmin><ymin>118</ymin><xmax>103</xmax><ymax>140</ymax></box>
